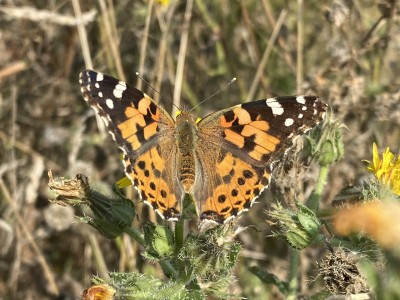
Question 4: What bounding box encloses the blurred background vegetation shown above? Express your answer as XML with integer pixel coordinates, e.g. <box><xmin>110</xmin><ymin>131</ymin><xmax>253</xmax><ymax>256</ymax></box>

<box><xmin>0</xmin><ymin>0</ymin><xmax>399</xmax><ymax>299</ymax></box>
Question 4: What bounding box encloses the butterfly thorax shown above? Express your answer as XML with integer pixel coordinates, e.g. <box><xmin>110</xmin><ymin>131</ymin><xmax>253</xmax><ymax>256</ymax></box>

<box><xmin>175</xmin><ymin>111</ymin><xmax>198</xmax><ymax>192</ymax></box>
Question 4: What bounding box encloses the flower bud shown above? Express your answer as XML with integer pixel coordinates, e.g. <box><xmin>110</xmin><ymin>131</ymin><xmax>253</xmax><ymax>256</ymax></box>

<box><xmin>144</xmin><ymin>223</ymin><xmax>175</xmax><ymax>258</ymax></box>
<box><xmin>269</xmin><ymin>202</ymin><xmax>320</xmax><ymax>249</ymax></box>
<box><xmin>305</xmin><ymin>115</ymin><xmax>344</xmax><ymax>166</ymax></box>
<box><xmin>86</xmin><ymin>191</ymin><xmax>135</xmax><ymax>239</ymax></box>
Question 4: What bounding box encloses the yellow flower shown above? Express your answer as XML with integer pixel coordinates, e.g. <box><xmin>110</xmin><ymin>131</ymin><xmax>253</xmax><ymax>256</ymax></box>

<box><xmin>366</xmin><ymin>143</ymin><xmax>400</xmax><ymax>195</ymax></box>
<box><xmin>156</xmin><ymin>0</ymin><xmax>170</xmax><ymax>6</ymax></box>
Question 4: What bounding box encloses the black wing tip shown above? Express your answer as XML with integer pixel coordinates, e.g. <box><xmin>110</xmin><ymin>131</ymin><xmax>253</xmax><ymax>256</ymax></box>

<box><xmin>79</xmin><ymin>69</ymin><xmax>94</xmax><ymax>78</ymax></box>
<box><xmin>80</xmin><ymin>69</ymin><xmax>104</xmax><ymax>80</ymax></box>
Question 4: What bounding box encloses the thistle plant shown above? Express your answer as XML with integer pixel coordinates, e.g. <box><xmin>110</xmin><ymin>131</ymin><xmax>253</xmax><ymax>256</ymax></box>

<box><xmin>48</xmin><ymin>171</ymin><xmax>241</xmax><ymax>299</ymax></box>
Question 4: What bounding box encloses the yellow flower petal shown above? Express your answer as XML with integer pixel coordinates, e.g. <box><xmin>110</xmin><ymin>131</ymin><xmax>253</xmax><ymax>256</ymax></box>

<box><xmin>366</xmin><ymin>143</ymin><xmax>400</xmax><ymax>196</ymax></box>
<box><xmin>156</xmin><ymin>0</ymin><xmax>170</xmax><ymax>6</ymax></box>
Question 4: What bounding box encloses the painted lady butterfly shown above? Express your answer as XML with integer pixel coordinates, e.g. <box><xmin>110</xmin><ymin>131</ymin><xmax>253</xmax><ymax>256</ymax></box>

<box><xmin>80</xmin><ymin>70</ymin><xmax>327</xmax><ymax>223</ymax></box>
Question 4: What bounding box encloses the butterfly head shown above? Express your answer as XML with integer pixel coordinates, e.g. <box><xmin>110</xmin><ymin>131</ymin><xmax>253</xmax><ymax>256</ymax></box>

<box><xmin>174</xmin><ymin>109</ymin><xmax>199</xmax><ymax>149</ymax></box>
<box><xmin>175</xmin><ymin>109</ymin><xmax>196</xmax><ymax>126</ymax></box>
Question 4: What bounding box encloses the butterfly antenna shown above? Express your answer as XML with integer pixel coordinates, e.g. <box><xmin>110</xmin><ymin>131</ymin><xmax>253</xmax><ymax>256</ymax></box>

<box><xmin>190</xmin><ymin>77</ymin><xmax>237</xmax><ymax>113</ymax></box>
<box><xmin>136</xmin><ymin>72</ymin><xmax>180</xmax><ymax>111</ymax></box>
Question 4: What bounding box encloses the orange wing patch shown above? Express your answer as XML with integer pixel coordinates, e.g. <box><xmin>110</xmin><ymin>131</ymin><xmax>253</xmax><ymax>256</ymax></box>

<box><xmin>223</xmin><ymin>129</ymin><xmax>245</xmax><ymax>148</ymax></box>
<box><xmin>124</xmin><ymin>146</ymin><xmax>181</xmax><ymax>220</ymax></box>
<box><xmin>117</xmin><ymin>96</ymin><xmax>160</xmax><ymax>151</ymax></box>
<box><xmin>222</xmin><ymin>121</ymin><xmax>281</xmax><ymax>162</ymax></box>
<box><xmin>200</xmin><ymin>153</ymin><xmax>270</xmax><ymax>223</ymax></box>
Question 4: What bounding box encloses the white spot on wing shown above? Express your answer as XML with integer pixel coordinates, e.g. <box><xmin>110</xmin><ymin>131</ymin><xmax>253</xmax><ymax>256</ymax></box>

<box><xmin>302</xmin><ymin>106</ymin><xmax>307</xmax><ymax>111</ymax></box>
<box><xmin>284</xmin><ymin>118</ymin><xmax>294</xmax><ymax>126</ymax></box>
<box><xmin>296</xmin><ymin>96</ymin><xmax>306</xmax><ymax>104</ymax></box>
<box><xmin>98</xmin><ymin>91</ymin><xmax>103</xmax><ymax>97</ymax></box>
<box><xmin>95</xmin><ymin>83</ymin><xmax>100</xmax><ymax>89</ymax></box>
<box><xmin>106</xmin><ymin>99</ymin><xmax>114</xmax><ymax>109</ymax></box>
<box><xmin>113</xmin><ymin>88</ymin><xmax>123</xmax><ymax>98</ymax></box>
<box><xmin>96</xmin><ymin>73</ymin><xmax>104</xmax><ymax>82</ymax></box>
<box><xmin>113</xmin><ymin>81</ymin><xmax>127</xmax><ymax>98</ymax></box>
<box><xmin>266</xmin><ymin>98</ymin><xmax>284</xmax><ymax>116</ymax></box>
<box><xmin>298</xmin><ymin>113</ymin><xmax>303</xmax><ymax>119</ymax></box>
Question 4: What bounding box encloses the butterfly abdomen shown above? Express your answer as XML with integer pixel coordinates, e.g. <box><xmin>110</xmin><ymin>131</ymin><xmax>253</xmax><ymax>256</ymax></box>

<box><xmin>178</xmin><ymin>154</ymin><xmax>196</xmax><ymax>191</ymax></box>
<box><xmin>175</xmin><ymin>112</ymin><xmax>198</xmax><ymax>192</ymax></box>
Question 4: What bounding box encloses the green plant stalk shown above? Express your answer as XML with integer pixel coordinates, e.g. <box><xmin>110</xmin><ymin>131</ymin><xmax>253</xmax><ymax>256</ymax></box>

<box><xmin>314</xmin><ymin>233</ymin><xmax>354</xmax><ymax>250</ymax></box>
<box><xmin>316</xmin><ymin>207</ymin><xmax>337</xmax><ymax>219</ymax></box>
<box><xmin>286</xmin><ymin>248</ymin><xmax>300</xmax><ymax>299</ymax></box>
<box><xmin>174</xmin><ymin>219</ymin><xmax>188</xmax><ymax>281</ymax></box>
<box><xmin>125</xmin><ymin>226</ymin><xmax>179</xmax><ymax>278</ymax></box>
<box><xmin>175</xmin><ymin>219</ymin><xmax>185</xmax><ymax>254</ymax></box>
<box><xmin>159</xmin><ymin>259</ymin><xmax>179</xmax><ymax>279</ymax></box>
<box><xmin>307</xmin><ymin>164</ymin><xmax>329</xmax><ymax>212</ymax></box>
<box><xmin>124</xmin><ymin>226</ymin><xmax>146</xmax><ymax>245</ymax></box>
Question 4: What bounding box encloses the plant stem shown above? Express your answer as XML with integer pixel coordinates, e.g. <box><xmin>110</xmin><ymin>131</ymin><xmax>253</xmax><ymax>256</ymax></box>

<box><xmin>124</xmin><ymin>226</ymin><xmax>145</xmax><ymax>245</ymax></box>
<box><xmin>159</xmin><ymin>259</ymin><xmax>179</xmax><ymax>279</ymax></box>
<box><xmin>175</xmin><ymin>219</ymin><xmax>185</xmax><ymax>254</ymax></box>
<box><xmin>124</xmin><ymin>226</ymin><xmax>178</xmax><ymax>278</ymax></box>
<box><xmin>307</xmin><ymin>164</ymin><xmax>329</xmax><ymax>212</ymax></box>
<box><xmin>287</xmin><ymin>248</ymin><xmax>300</xmax><ymax>299</ymax></box>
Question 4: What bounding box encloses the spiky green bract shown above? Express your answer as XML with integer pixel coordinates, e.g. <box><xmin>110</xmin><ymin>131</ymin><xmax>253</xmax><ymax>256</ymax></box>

<box><xmin>305</xmin><ymin>116</ymin><xmax>344</xmax><ymax>167</ymax></box>
<box><xmin>177</xmin><ymin>226</ymin><xmax>241</xmax><ymax>299</ymax></box>
<box><xmin>105</xmin><ymin>272</ymin><xmax>186</xmax><ymax>300</ymax></box>
<box><xmin>82</xmin><ymin>189</ymin><xmax>135</xmax><ymax>239</ymax></box>
<box><xmin>269</xmin><ymin>202</ymin><xmax>321</xmax><ymax>250</ymax></box>
<box><xmin>143</xmin><ymin>223</ymin><xmax>175</xmax><ymax>259</ymax></box>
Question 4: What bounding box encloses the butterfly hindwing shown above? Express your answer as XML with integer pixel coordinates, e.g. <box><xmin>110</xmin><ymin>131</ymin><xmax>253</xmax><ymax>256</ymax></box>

<box><xmin>192</xmin><ymin>144</ymin><xmax>271</xmax><ymax>223</ymax></box>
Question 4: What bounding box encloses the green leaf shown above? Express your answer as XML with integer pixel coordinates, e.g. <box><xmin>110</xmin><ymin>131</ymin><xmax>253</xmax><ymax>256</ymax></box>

<box><xmin>249</xmin><ymin>266</ymin><xmax>288</xmax><ymax>294</ymax></box>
